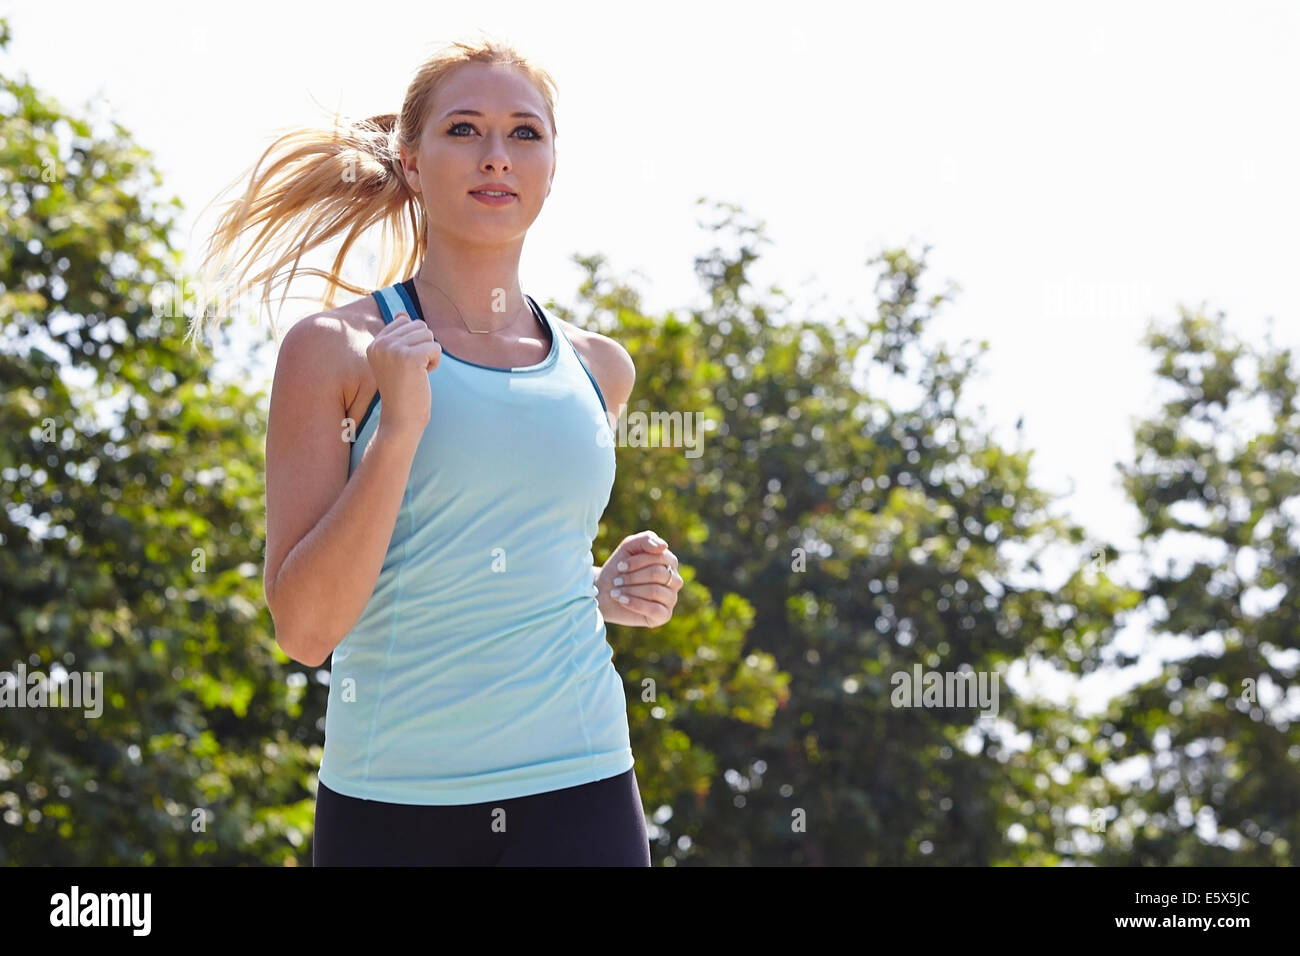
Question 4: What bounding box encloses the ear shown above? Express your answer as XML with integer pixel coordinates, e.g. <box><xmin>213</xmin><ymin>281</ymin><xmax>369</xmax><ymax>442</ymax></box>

<box><xmin>399</xmin><ymin>144</ymin><xmax>421</xmax><ymax>195</ymax></box>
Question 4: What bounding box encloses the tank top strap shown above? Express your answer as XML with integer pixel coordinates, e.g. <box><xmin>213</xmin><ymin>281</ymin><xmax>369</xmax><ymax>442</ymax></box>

<box><xmin>371</xmin><ymin>284</ymin><xmax>408</xmax><ymax>324</ymax></box>
<box><xmin>350</xmin><ymin>284</ymin><xmax>410</xmax><ymax>447</ymax></box>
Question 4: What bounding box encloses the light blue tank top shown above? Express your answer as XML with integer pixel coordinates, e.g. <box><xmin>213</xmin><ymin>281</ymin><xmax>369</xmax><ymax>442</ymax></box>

<box><xmin>317</xmin><ymin>280</ymin><xmax>633</xmax><ymax>805</ymax></box>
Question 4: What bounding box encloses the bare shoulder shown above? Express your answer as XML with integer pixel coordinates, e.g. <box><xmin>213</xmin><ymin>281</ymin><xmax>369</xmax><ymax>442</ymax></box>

<box><xmin>274</xmin><ymin>292</ymin><xmax>385</xmax><ymax>414</ymax></box>
<box><xmin>556</xmin><ymin>318</ymin><xmax>636</xmax><ymax>411</ymax></box>
<box><xmin>277</xmin><ymin>293</ymin><xmax>383</xmax><ymax>355</ymax></box>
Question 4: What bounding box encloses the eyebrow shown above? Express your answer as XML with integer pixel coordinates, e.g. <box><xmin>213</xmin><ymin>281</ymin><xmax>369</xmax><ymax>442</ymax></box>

<box><xmin>441</xmin><ymin>109</ymin><xmax>544</xmax><ymax>122</ymax></box>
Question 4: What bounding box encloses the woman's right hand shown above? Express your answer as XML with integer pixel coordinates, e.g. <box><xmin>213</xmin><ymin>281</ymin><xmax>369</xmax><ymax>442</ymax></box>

<box><xmin>365</xmin><ymin>310</ymin><xmax>442</xmax><ymax>437</ymax></box>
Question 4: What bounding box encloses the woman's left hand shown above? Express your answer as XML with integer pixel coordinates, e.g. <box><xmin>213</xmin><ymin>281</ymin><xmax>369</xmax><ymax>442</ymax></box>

<box><xmin>596</xmin><ymin>530</ymin><xmax>682</xmax><ymax>628</ymax></box>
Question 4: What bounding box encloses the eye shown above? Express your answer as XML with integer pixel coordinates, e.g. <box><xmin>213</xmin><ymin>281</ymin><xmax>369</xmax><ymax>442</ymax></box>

<box><xmin>446</xmin><ymin>121</ymin><xmax>544</xmax><ymax>140</ymax></box>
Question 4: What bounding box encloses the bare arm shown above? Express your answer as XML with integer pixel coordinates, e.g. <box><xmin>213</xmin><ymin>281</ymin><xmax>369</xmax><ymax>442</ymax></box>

<box><xmin>262</xmin><ymin>315</ymin><xmax>421</xmax><ymax>667</ymax></box>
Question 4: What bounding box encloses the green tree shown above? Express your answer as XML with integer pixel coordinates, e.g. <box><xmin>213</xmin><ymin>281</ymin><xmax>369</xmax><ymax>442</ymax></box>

<box><xmin>0</xmin><ymin>20</ymin><xmax>313</xmax><ymax>864</ymax></box>
<box><xmin>563</xmin><ymin>203</ymin><xmax>1141</xmax><ymax>865</ymax></box>
<box><xmin>1092</xmin><ymin>307</ymin><xmax>1300</xmax><ymax>864</ymax></box>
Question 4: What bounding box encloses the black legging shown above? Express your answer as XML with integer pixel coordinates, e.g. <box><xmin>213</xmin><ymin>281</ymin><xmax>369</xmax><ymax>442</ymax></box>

<box><xmin>312</xmin><ymin>767</ymin><xmax>651</xmax><ymax>866</ymax></box>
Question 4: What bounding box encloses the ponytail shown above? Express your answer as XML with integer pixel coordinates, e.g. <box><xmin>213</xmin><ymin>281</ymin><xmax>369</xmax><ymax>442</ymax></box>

<box><xmin>187</xmin><ymin>110</ymin><xmax>424</xmax><ymax>343</ymax></box>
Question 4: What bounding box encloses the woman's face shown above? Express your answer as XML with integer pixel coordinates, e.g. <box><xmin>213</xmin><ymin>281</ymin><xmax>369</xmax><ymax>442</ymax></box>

<box><xmin>402</xmin><ymin>62</ymin><xmax>556</xmax><ymax>244</ymax></box>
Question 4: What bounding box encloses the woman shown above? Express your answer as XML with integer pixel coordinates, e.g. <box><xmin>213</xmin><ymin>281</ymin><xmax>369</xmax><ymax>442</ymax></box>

<box><xmin>194</xmin><ymin>36</ymin><xmax>683</xmax><ymax>866</ymax></box>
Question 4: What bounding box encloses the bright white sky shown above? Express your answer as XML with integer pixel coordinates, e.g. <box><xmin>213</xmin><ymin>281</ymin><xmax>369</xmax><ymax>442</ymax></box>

<box><xmin>5</xmin><ymin>0</ymin><xmax>1298</xmax><ymax>717</ymax></box>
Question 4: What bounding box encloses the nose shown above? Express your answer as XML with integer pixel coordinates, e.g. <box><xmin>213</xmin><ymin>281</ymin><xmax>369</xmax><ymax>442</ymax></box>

<box><xmin>481</xmin><ymin>130</ymin><xmax>511</xmax><ymax>175</ymax></box>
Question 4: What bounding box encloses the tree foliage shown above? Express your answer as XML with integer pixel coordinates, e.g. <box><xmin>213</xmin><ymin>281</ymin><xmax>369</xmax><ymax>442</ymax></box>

<box><xmin>1091</xmin><ymin>308</ymin><xmax>1300</xmax><ymax>864</ymax></box>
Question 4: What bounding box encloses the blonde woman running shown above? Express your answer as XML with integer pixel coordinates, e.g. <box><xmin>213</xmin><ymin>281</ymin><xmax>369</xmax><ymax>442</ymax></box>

<box><xmin>196</xmin><ymin>35</ymin><xmax>683</xmax><ymax>866</ymax></box>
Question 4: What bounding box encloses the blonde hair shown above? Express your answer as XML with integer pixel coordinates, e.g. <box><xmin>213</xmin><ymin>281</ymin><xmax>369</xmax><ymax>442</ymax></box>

<box><xmin>187</xmin><ymin>33</ymin><xmax>558</xmax><ymax>344</ymax></box>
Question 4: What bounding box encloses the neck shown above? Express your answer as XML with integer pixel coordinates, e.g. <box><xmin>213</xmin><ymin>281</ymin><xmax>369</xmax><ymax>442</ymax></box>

<box><xmin>414</xmin><ymin>233</ymin><xmax>528</xmax><ymax>334</ymax></box>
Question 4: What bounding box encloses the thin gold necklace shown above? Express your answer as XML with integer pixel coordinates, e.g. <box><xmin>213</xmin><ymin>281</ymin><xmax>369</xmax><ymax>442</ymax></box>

<box><xmin>414</xmin><ymin>271</ymin><xmax>527</xmax><ymax>335</ymax></box>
